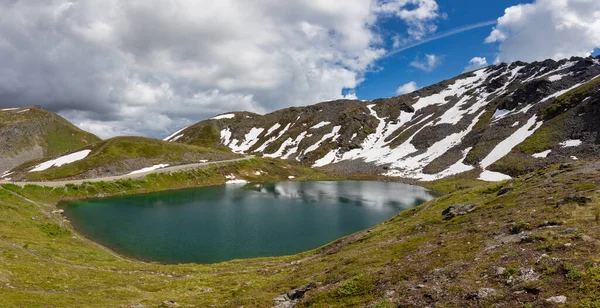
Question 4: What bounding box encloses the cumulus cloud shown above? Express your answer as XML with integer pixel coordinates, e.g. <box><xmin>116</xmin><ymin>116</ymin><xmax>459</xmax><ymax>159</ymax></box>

<box><xmin>0</xmin><ymin>0</ymin><xmax>443</xmax><ymax>138</ymax></box>
<box><xmin>464</xmin><ymin>57</ymin><xmax>488</xmax><ymax>72</ymax></box>
<box><xmin>396</xmin><ymin>81</ymin><xmax>419</xmax><ymax>95</ymax></box>
<box><xmin>486</xmin><ymin>0</ymin><xmax>600</xmax><ymax>62</ymax></box>
<box><xmin>410</xmin><ymin>54</ymin><xmax>442</xmax><ymax>72</ymax></box>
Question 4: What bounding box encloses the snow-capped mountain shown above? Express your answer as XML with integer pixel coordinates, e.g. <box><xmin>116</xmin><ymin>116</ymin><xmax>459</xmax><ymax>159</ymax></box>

<box><xmin>169</xmin><ymin>56</ymin><xmax>600</xmax><ymax>181</ymax></box>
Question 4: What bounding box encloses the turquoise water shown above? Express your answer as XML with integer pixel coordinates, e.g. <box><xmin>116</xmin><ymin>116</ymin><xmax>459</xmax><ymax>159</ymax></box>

<box><xmin>62</xmin><ymin>181</ymin><xmax>436</xmax><ymax>264</ymax></box>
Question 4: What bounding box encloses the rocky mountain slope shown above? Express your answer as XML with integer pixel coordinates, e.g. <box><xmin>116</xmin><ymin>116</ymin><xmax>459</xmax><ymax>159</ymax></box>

<box><xmin>5</xmin><ymin>136</ymin><xmax>241</xmax><ymax>181</ymax></box>
<box><xmin>169</xmin><ymin>56</ymin><xmax>600</xmax><ymax>182</ymax></box>
<box><xmin>0</xmin><ymin>106</ymin><xmax>101</xmax><ymax>175</ymax></box>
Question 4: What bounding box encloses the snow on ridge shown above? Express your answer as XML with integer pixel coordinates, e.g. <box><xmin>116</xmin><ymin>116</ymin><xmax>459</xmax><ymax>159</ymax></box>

<box><xmin>229</xmin><ymin>127</ymin><xmax>265</xmax><ymax>153</ymax></box>
<box><xmin>164</xmin><ymin>126</ymin><xmax>189</xmax><ymax>142</ymax></box>
<box><xmin>305</xmin><ymin>125</ymin><xmax>341</xmax><ymax>155</ymax></box>
<box><xmin>255</xmin><ymin>123</ymin><xmax>291</xmax><ymax>153</ymax></box>
<box><xmin>211</xmin><ymin>114</ymin><xmax>236</xmax><ymax>120</ymax></box>
<box><xmin>0</xmin><ymin>108</ymin><xmax>18</xmax><ymax>111</ymax></box>
<box><xmin>418</xmin><ymin>147</ymin><xmax>475</xmax><ymax>182</ymax></box>
<box><xmin>220</xmin><ymin>128</ymin><xmax>232</xmax><ymax>146</ymax></box>
<box><xmin>265</xmin><ymin>123</ymin><xmax>282</xmax><ymax>137</ymax></box>
<box><xmin>479</xmin><ymin>170</ymin><xmax>512</xmax><ymax>182</ymax></box>
<box><xmin>532</xmin><ymin>150</ymin><xmax>552</xmax><ymax>158</ymax></box>
<box><xmin>310</xmin><ymin>121</ymin><xmax>331</xmax><ymax>129</ymax></box>
<box><xmin>129</xmin><ymin>164</ymin><xmax>169</xmax><ymax>175</ymax></box>
<box><xmin>480</xmin><ymin>115</ymin><xmax>542</xmax><ymax>169</ymax></box>
<box><xmin>560</xmin><ymin>139</ymin><xmax>582</xmax><ymax>148</ymax></box>
<box><xmin>30</xmin><ymin>150</ymin><xmax>92</xmax><ymax>172</ymax></box>
<box><xmin>383</xmin><ymin>110</ymin><xmax>485</xmax><ymax>178</ymax></box>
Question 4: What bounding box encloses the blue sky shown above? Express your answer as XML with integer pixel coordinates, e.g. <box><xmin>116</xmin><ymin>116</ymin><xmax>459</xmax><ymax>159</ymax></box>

<box><xmin>356</xmin><ymin>0</ymin><xmax>528</xmax><ymax>100</ymax></box>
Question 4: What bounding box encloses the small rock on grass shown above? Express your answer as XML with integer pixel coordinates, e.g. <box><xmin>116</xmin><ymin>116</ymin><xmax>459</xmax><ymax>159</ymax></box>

<box><xmin>546</xmin><ymin>296</ymin><xmax>567</xmax><ymax>304</ymax></box>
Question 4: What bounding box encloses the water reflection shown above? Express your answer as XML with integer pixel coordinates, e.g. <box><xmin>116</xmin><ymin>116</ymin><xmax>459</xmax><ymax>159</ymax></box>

<box><xmin>246</xmin><ymin>181</ymin><xmax>437</xmax><ymax>210</ymax></box>
<box><xmin>63</xmin><ymin>181</ymin><xmax>437</xmax><ymax>264</ymax></box>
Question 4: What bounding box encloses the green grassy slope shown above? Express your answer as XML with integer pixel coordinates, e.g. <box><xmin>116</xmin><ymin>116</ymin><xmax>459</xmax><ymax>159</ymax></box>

<box><xmin>10</xmin><ymin>136</ymin><xmax>242</xmax><ymax>181</ymax></box>
<box><xmin>0</xmin><ymin>158</ymin><xmax>598</xmax><ymax>307</ymax></box>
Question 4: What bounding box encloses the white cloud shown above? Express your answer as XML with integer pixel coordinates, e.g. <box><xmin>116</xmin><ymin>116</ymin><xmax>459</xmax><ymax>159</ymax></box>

<box><xmin>464</xmin><ymin>57</ymin><xmax>488</xmax><ymax>72</ymax></box>
<box><xmin>486</xmin><ymin>0</ymin><xmax>600</xmax><ymax>62</ymax></box>
<box><xmin>410</xmin><ymin>54</ymin><xmax>442</xmax><ymax>72</ymax></box>
<box><xmin>0</xmin><ymin>0</ymin><xmax>443</xmax><ymax>138</ymax></box>
<box><xmin>396</xmin><ymin>81</ymin><xmax>419</xmax><ymax>95</ymax></box>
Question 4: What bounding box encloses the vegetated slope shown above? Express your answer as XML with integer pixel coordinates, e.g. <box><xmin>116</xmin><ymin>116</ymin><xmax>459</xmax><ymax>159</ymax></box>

<box><xmin>0</xmin><ymin>158</ymin><xmax>599</xmax><ymax>307</ymax></box>
<box><xmin>6</xmin><ymin>136</ymin><xmax>241</xmax><ymax>181</ymax></box>
<box><xmin>171</xmin><ymin>56</ymin><xmax>600</xmax><ymax>182</ymax></box>
<box><xmin>0</xmin><ymin>106</ymin><xmax>101</xmax><ymax>175</ymax></box>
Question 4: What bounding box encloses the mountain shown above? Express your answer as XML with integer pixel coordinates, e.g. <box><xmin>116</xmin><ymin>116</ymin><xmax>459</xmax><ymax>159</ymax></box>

<box><xmin>0</xmin><ymin>106</ymin><xmax>101</xmax><ymax>175</ymax></box>
<box><xmin>169</xmin><ymin>56</ymin><xmax>600</xmax><ymax>182</ymax></box>
<box><xmin>6</xmin><ymin>136</ymin><xmax>241</xmax><ymax>181</ymax></box>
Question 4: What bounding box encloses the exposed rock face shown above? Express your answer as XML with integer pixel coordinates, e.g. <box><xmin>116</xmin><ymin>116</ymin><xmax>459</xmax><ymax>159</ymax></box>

<box><xmin>172</xmin><ymin>56</ymin><xmax>600</xmax><ymax>181</ymax></box>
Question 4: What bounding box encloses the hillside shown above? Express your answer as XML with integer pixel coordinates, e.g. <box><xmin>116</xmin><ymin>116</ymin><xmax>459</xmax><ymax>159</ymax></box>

<box><xmin>170</xmin><ymin>56</ymin><xmax>600</xmax><ymax>182</ymax></box>
<box><xmin>0</xmin><ymin>157</ymin><xmax>598</xmax><ymax>307</ymax></box>
<box><xmin>5</xmin><ymin>136</ymin><xmax>241</xmax><ymax>181</ymax></box>
<box><xmin>0</xmin><ymin>106</ymin><xmax>101</xmax><ymax>175</ymax></box>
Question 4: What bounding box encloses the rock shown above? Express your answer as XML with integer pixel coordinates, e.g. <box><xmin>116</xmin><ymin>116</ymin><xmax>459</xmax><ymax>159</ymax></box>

<box><xmin>204</xmin><ymin>288</ymin><xmax>213</xmax><ymax>293</ymax></box>
<box><xmin>557</xmin><ymin>196</ymin><xmax>593</xmax><ymax>207</ymax></box>
<box><xmin>546</xmin><ymin>296</ymin><xmax>567</xmax><ymax>304</ymax></box>
<box><xmin>516</xmin><ymin>268</ymin><xmax>539</xmax><ymax>283</ymax></box>
<box><xmin>52</xmin><ymin>209</ymin><xmax>64</xmax><ymax>214</ymax></box>
<box><xmin>497</xmin><ymin>188</ymin><xmax>512</xmax><ymax>196</ymax></box>
<box><xmin>162</xmin><ymin>300</ymin><xmax>179</xmax><ymax>307</ymax></box>
<box><xmin>477</xmin><ymin>288</ymin><xmax>497</xmax><ymax>298</ymax></box>
<box><xmin>273</xmin><ymin>295</ymin><xmax>289</xmax><ymax>303</ymax></box>
<box><xmin>559</xmin><ymin>228</ymin><xmax>578</xmax><ymax>234</ymax></box>
<box><xmin>495</xmin><ymin>267</ymin><xmax>506</xmax><ymax>276</ymax></box>
<box><xmin>442</xmin><ymin>204</ymin><xmax>477</xmax><ymax>220</ymax></box>
<box><xmin>286</xmin><ymin>283</ymin><xmax>314</xmax><ymax>300</ymax></box>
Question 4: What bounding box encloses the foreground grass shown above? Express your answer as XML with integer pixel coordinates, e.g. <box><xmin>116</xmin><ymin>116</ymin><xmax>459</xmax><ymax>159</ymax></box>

<box><xmin>0</xmin><ymin>158</ymin><xmax>599</xmax><ymax>307</ymax></box>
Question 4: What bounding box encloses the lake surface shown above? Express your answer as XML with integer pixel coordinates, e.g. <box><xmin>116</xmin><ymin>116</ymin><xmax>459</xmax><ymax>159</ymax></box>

<box><xmin>62</xmin><ymin>181</ymin><xmax>436</xmax><ymax>263</ymax></box>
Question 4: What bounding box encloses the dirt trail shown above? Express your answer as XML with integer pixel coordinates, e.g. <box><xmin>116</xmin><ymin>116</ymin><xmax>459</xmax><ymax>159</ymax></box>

<box><xmin>0</xmin><ymin>156</ymin><xmax>253</xmax><ymax>187</ymax></box>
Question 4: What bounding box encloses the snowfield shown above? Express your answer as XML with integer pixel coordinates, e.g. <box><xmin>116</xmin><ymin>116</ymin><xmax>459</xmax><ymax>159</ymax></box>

<box><xmin>30</xmin><ymin>150</ymin><xmax>92</xmax><ymax>172</ymax></box>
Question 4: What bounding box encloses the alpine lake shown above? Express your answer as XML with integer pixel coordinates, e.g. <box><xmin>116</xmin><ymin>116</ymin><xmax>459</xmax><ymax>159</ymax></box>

<box><xmin>61</xmin><ymin>181</ymin><xmax>437</xmax><ymax>264</ymax></box>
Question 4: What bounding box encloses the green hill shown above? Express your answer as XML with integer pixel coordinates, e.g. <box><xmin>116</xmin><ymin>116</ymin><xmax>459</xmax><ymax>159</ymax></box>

<box><xmin>0</xmin><ymin>106</ymin><xmax>101</xmax><ymax>174</ymax></box>
<box><xmin>9</xmin><ymin>136</ymin><xmax>241</xmax><ymax>181</ymax></box>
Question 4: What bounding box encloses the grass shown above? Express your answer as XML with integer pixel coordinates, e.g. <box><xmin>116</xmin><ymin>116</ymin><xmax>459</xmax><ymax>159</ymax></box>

<box><xmin>540</xmin><ymin>76</ymin><xmax>600</xmax><ymax>120</ymax></box>
<box><xmin>0</xmin><ymin>158</ymin><xmax>599</xmax><ymax>307</ymax></box>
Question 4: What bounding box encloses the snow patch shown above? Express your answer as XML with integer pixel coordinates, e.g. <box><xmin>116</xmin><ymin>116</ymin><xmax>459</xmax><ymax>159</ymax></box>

<box><xmin>164</xmin><ymin>126</ymin><xmax>188</xmax><ymax>142</ymax></box>
<box><xmin>480</xmin><ymin>116</ymin><xmax>543</xmax><ymax>169</ymax></box>
<box><xmin>265</xmin><ymin>123</ymin><xmax>282</xmax><ymax>137</ymax></box>
<box><xmin>304</xmin><ymin>126</ymin><xmax>341</xmax><ymax>154</ymax></box>
<box><xmin>479</xmin><ymin>170</ymin><xmax>512</xmax><ymax>182</ymax></box>
<box><xmin>560</xmin><ymin>139</ymin><xmax>582</xmax><ymax>148</ymax></box>
<box><xmin>229</xmin><ymin>127</ymin><xmax>265</xmax><ymax>153</ymax></box>
<box><xmin>418</xmin><ymin>147</ymin><xmax>475</xmax><ymax>182</ymax></box>
<box><xmin>30</xmin><ymin>150</ymin><xmax>92</xmax><ymax>172</ymax></box>
<box><xmin>532</xmin><ymin>150</ymin><xmax>552</xmax><ymax>158</ymax></box>
<box><xmin>226</xmin><ymin>179</ymin><xmax>248</xmax><ymax>184</ymax></box>
<box><xmin>211</xmin><ymin>114</ymin><xmax>236</xmax><ymax>120</ymax></box>
<box><xmin>310</xmin><ymin>121</ymin><xmax>331</xmax><ymax>129</ymax></box>
<box><xmin>129</xmin><ymin>164</ymin><xmax>169</xmax><ymax>175</ymax></box>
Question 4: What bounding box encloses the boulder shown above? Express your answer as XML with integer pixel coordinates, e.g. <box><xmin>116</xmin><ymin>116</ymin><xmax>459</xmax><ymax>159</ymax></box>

<box><xmin>546</xmin><ymin>296</ymin><xmax>567</xmax><ymax>304</ymax></box>
<box><xmin>442</xmin><ymin>204</ymin><xmax>477</xmax><ymax>220</ymax></box>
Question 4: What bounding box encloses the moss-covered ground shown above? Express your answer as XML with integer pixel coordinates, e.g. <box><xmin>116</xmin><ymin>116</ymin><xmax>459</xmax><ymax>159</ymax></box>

<box><xmin>0</xmin><ymin>158</ymin><xmax>599</xmax><ymax>307</ymax></box>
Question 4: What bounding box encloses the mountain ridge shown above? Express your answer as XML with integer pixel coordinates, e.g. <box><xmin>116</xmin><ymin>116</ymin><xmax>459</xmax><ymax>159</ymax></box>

<box><xmin>168</xmin><ymin>55</ymin><xmax>600</xmax><ymax>182</ymax></box>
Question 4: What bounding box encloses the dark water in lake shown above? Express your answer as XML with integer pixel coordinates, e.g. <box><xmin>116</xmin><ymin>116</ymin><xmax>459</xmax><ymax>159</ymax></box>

<box><xmin>62</xmin><ymin>181</ymin><xmax>436</xmax><ymax>263</ymax></box>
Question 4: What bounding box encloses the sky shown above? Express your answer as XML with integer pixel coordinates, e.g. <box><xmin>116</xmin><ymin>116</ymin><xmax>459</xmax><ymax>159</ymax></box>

<box><xmin>1</xmin><ymin>0</ymin><xmax>599</xmax><ymax>139</ymax></box>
